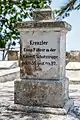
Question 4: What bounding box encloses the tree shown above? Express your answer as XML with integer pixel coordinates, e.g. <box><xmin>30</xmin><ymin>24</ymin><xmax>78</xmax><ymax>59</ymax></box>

<box><xmin>0</xmin><ymin>0</ymin><xmax>51</xmax><ymax>60</ymax></box>
<box><xmin>55</xmin><ymin>0</ymin><xmax>80</xmax><ymax>18</ymax></box>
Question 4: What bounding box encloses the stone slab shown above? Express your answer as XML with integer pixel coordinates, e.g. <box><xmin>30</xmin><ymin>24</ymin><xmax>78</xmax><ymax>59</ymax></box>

<box><xmin>0</xmin><ymin>67</ymin><xmax>20</xmax><ymax>76</ymax></box>
<box><xmin>0</xmin><ymin>61</ymin><xmax>18</xmax><ymax>69</ymax></box>
<box><xmin>14</xmin><ymin>78</ymin><xmax>69</xmax><ymax>108</ymax></box>
<box><xmin>20</xmin><ymin>30</ymin><xmax>66</xmax><ymax>80</ymax></box>
<box><xmin>66</xmin><ymin>70</ymin><xmax>80</xmax><ymax>83</ymax></box>
<box><xmin>17</xmin><ymin>21</ymin><xmax>71</xmax><ymax>31</ymax></box>
<box><xmin>20</xmin><ymin>31</ymin><xmax>60</xmax><ymax>79</ymax></box>
<box><xmin>66</xmin><ymin>62</ymin><xmax>80</xmax><ymax>70</ymax></box>
<box><xmin>0</xmin><ymin>67</ymin><xmax>20</xmax><ymax>82</ymax></box>
<box><xmin>8</xmin><ymin>99</ymin><xmax>73</xmax><ymax>115</ymax></box>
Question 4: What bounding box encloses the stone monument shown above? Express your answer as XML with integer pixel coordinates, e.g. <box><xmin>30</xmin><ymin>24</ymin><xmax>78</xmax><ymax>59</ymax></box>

<box><xmin>14</xmin><ymin>7</ymin><xmax>73</xmax><ymax>114</ymax></box>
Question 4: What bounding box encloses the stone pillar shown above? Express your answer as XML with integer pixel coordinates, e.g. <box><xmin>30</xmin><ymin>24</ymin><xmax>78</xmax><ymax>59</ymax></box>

<box><xmin>14</xmin><ymin>8</ymin><xmax>73</xmax><ymax>114</ymax></box>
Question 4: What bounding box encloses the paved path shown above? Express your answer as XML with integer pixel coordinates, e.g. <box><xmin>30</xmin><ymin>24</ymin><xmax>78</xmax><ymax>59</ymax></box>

<box><xmin>0</xmin><ymin>81</ymin><xmax>80</xmax><ymax>120</ymax></box>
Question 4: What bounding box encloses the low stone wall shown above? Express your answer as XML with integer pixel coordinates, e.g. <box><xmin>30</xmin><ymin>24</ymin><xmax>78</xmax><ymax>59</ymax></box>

<box><xmin>0</xmin><ymin>68</ymin><xmax>20</xmax><ymax>83</ymax></box>
<box><xmin>66</xmin><ymin>70</ymin><xmax>80</xmax><ymax>84</ymax></box>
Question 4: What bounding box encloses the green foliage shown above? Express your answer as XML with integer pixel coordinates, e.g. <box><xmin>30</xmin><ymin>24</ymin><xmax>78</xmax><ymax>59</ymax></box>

<box><xmin>0</xmin><ymin>0</ymin><xmax>51</xmax><ymax>49</ymax></box>
<box><xmin>55</xmin><ymin>0</ymin><xmax>80</xmax><ymax>19</ymax></box>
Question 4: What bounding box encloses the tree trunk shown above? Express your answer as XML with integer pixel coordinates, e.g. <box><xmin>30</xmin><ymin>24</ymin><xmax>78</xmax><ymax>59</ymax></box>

<box><xmin>2</xmin><ymin>50</ymin><xmax>5</xmax><ymax>60</ymax></box>
<box><xmin>4</xmin><ymin>42</ymin><xmax>12</xmax><ymax>60</ymax></box>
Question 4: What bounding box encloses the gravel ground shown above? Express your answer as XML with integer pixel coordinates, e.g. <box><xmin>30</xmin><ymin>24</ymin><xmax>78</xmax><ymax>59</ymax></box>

<box><xmin>0</xmin><ymin>81</ymin><xmax>80</xmax><ymax>120</ymax></box>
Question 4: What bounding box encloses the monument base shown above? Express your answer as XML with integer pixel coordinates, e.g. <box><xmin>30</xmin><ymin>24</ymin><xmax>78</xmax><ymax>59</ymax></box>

<box><xmin>13</xmin><ymin>78</ymin><xmax>74</xmax><ymax>114</ymax></box>
<box><xmin>8</xmin><ymin>99</ymin><xmax>73</xmax><ymax>115</ymax></box>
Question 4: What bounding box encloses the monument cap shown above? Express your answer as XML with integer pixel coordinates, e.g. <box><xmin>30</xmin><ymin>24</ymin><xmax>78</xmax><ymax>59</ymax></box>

<box><xmin>33</xmin><ymin>5</ymin><xmax>55</xmax><ymax>21</ymax></box>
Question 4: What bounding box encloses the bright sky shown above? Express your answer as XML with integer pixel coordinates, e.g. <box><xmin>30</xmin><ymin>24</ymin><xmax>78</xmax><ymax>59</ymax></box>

<box><xmin>51</xmin><ymin>0</ymin><xmax>80</xmax><ymax>51</ymax></box>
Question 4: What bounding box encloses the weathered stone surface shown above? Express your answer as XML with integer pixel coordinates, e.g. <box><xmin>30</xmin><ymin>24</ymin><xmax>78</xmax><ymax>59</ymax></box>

<box><xmin>9</xmin><ymin>99</ymin><xmax>73</xmax><ymax>115</ymax></box>
<box><xmin>0</xmin><ymin>67</ymin><xmax>20</xmax><ymax>82</ymax></box>
<box><xmin>14</xmin><ymin>78</ymin><xmax>69</xmax><ymax>108</ymax></box>
<box><xmin>17</xmin><ymin>21</ymin><xmax>71</xmax><ymax>31</ymax></box>
<box><xmin>17</xmin><ymin>8</ymin><xmax>71</xmax><ymax>81</ymax></box>
<box><xmin>20</xmin><ymin>29</ymin><xmax>66</xmax><ymax>80</ymax></box>
<box><xmin>14</xmin><ymin>7</ymin><xmax>72</xmax><ymax>113</ymax></box>
<box><xmin>32</xmin><ymin>7</ymin><xmax>55</xmax><ymax>21</ymax></box>
<box><xmin>0</xmin><ymin>81</ymin><xmax>78</xmax><ymax>120</ymax></box>
<box><xmin>0</xmin><ymin>61</ymin><xmax>18</xmax><ymax>69</ymax></box>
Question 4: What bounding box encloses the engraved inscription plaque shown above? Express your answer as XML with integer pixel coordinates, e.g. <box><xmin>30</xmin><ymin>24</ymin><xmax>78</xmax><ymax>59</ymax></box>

<box><xmin>20</xmin><ymin>31</ymin><xmax>61</xmax><ymax>79</ymax></box>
